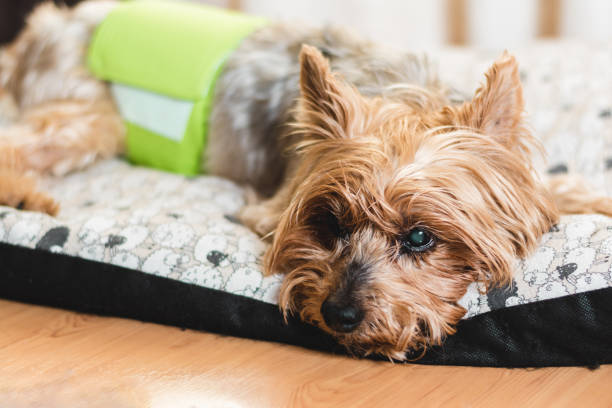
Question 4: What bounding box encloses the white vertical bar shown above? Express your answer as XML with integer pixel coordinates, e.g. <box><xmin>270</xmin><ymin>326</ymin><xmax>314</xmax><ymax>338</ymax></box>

<box><xmin>561</xmin><ymin>0</ymin><xmax>612</xmax><ymax>43</ymax></box>
<box><xmin>467</xmin><ymin>0</ymin><xmax>538</xmax><ymax>49</ymax></box>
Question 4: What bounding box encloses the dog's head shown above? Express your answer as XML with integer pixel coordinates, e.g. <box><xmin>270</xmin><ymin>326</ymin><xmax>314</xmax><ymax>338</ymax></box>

<box><xmin>266</xmin><ymin>45</ymin><xmax>558</xmax><ymax>359</ymax></box>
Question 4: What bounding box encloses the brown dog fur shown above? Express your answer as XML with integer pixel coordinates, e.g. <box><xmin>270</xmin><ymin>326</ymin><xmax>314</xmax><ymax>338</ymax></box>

<box><xmin>0</xmin><ymin>148</ymin><xmax>58</xmax><ymax>215</ymax></box>
<box><xmin>262</xmin><ymin>46</ymin><xmax>561</xmax><ymax>358</ymax></box>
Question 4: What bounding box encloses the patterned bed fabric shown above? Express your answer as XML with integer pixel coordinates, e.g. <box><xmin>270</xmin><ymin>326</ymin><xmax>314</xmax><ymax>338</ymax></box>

<box><xmin>1</xmin><ymin>41</ymin><xmax>612</xmax><ymax>367</ymax></box>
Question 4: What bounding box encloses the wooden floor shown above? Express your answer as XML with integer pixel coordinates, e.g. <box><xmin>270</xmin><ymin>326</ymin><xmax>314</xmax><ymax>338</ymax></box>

<box><xmin>0</xmin><ymin>299</ymin><xmax>611</xmax><ymax>407</ymax></box>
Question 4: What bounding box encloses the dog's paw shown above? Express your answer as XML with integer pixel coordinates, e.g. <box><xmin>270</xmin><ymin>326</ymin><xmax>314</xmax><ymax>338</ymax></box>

<box><xmin>0</xmin><ymin>170</ymin><xmax>59</xmax><ymax>216</ymax></box>
<box><xmin>238</xmin><ymin>202</ymin><xmax>279</xmax><ymax>239</ymax></box>
<box><xmin>17</xmin><ymin>189</ymin><xmax>59</xmax><ymax>216</ymax></box>
<box><xmin>242</xmin><ymin>185</ymin><xmax>262</xmax><ymax>206</ymax></box>
<box><xmin>594</xmin><ymin>197</ymin><xmax>612</xmax><ymax>217</ymax></box>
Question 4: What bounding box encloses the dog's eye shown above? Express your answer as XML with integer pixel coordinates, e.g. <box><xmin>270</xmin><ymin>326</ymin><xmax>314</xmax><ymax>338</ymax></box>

<box><xmin>16</xmin><ymin>200</ymin><xmax>26</xmax><ymax>210</ymax></box>
<box><xmin>313</xmin><ymin>210</ymin><xmax>350</xmax><ymax>249</ymax></box>
<box><xmin>401</xmin><ymin>228</ymin><xmax>435</xmax><ymax>253</ymax></box>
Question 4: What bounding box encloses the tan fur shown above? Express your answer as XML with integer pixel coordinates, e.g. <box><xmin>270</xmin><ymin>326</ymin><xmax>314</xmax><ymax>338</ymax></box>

<box><xmin>5</xmin><ymin>99</ymin><xmax>124</xmax><ymax>175</ymax></box>
<box><xmin>1</xmin><ymin>2</ymin><xmax>611</xmax><ymax>360</ymax></box>
<box><xmin>547</xmin><ymin>174</ymin><xmax>612</xmax><ymax>217</ymax></box>
<box><xmin>0</xmin><ymin>1</ymin><xmax>123</xmax><ymax>214</ymax></box>
<box><xmin>0</xmin><ymin>148</ymin><xmax>58</xmax><ymax>215</ymax></box>
<box><xmin>257</xmin><ymin>46</ymin><xmax>565</xmax><ymax>359</ymax></box>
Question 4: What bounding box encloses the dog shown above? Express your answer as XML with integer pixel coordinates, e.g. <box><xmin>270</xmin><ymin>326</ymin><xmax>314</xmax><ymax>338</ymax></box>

<box><xmin>1</xmin><ymin>1</ymin><xmax>611</xmax><ymax>360</ymax></box>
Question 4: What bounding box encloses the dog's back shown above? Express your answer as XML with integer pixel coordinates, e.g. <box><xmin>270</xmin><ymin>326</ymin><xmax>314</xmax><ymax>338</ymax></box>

<box><xmin>207</xmin><ymin>23</ymin><xmax>449</xmax><ymax>196</ymax></box>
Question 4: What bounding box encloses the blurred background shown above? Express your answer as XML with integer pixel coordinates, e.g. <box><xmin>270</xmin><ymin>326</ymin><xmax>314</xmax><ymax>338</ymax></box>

<box><xmin>2</xmin><ymin>0</ymin><xmax>612</xmax><ymax>50</ymax></box>
<box><xmin>202</xmin><ymin>0</ymin><xmax>612</xmax><ymax>51</ymax></box>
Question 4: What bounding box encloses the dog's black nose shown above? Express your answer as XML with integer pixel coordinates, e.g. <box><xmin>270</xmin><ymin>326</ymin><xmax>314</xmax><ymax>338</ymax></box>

<box><xmin>321</xmin><ymin>298</ymin><xmax>364</xmax><ymax>332</ymax></box>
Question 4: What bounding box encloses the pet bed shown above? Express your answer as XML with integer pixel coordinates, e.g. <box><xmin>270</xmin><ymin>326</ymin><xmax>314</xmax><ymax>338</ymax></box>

<box><xmin>1</xmin><ymin>41</ymin><xmax>611</xmax><ymax>367</ymax></box>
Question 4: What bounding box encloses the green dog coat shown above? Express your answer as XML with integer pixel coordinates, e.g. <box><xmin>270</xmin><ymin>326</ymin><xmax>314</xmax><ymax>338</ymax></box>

<box><xmin>88</xmin><ymin>1</ymin><xmax>267</xmax><ymax>175</ymax></box>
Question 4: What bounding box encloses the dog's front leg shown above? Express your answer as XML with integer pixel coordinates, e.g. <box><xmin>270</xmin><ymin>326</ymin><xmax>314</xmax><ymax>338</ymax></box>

<box><xmin>239</xmin><ymin>181</ymin><xmax>294</xmax><ymax>240</ymax></box>
<box><xmin>547</xmin><ymin>174</ymin><xmax>612</xmax><ymax>217</ymax></box>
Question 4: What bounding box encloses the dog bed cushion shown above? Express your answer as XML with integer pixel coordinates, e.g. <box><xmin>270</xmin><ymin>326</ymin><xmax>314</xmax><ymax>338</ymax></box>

<box><xmin>1</xmin><ymin>41</ymin><xmax>612</xmax><ymax>367</ymax></box>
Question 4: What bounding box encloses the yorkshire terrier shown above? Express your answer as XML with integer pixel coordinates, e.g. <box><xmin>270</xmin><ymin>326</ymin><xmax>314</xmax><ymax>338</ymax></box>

<box><xmin>1</xmin><ymin>1</ymin><xmax>611</xmax><ymax>360</ymax></box>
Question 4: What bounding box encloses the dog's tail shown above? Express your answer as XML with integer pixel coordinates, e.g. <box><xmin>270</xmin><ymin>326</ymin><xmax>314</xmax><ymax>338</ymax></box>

<box><xmin>547</xmin><ymin>174</ymin><xmax>612</xmax><ymax>217</ymax></box>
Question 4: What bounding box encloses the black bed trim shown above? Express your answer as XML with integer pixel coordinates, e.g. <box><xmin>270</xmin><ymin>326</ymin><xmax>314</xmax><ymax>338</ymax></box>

<box><xmin>1</xmin><ymin>242</ymin><xmax>610</xmax><ymax>367</ymax></box>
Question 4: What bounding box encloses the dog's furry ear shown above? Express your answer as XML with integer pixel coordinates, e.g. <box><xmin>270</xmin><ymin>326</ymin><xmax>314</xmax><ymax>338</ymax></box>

<box><xmin>457</xmin><ymin>52</ymin><xmax>524</xmax><ymax>147</ymax></box>
<box><xmin>298</xmin><ymin>44</ymin><xmax>360</xmax><ymax>140</ymax></box>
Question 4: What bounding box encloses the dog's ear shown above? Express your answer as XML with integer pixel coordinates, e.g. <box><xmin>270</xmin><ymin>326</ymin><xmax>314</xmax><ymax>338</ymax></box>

<box><xmin>298</xmin><ymin>44</ymin><xmax>360</xmax><ymax>140</ymax></box>
<box><xmin>456</xmin><ymin>52</ymin><xmax>524</xmax><ymax>146</ymax></box>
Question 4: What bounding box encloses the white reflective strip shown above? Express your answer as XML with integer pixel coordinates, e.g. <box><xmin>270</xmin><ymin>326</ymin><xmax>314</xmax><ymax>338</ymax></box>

<box><xmin>110</xmin><ymin>83</ymin><xmax>194</xmax><ymax>142</ymax></box>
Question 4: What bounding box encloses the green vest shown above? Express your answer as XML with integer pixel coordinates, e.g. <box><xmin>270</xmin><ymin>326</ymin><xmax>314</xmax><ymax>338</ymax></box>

<box><xmin>88</xmin><ymin>1</ymin><xmax>267</xmax><ymax>175</ymax></box>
